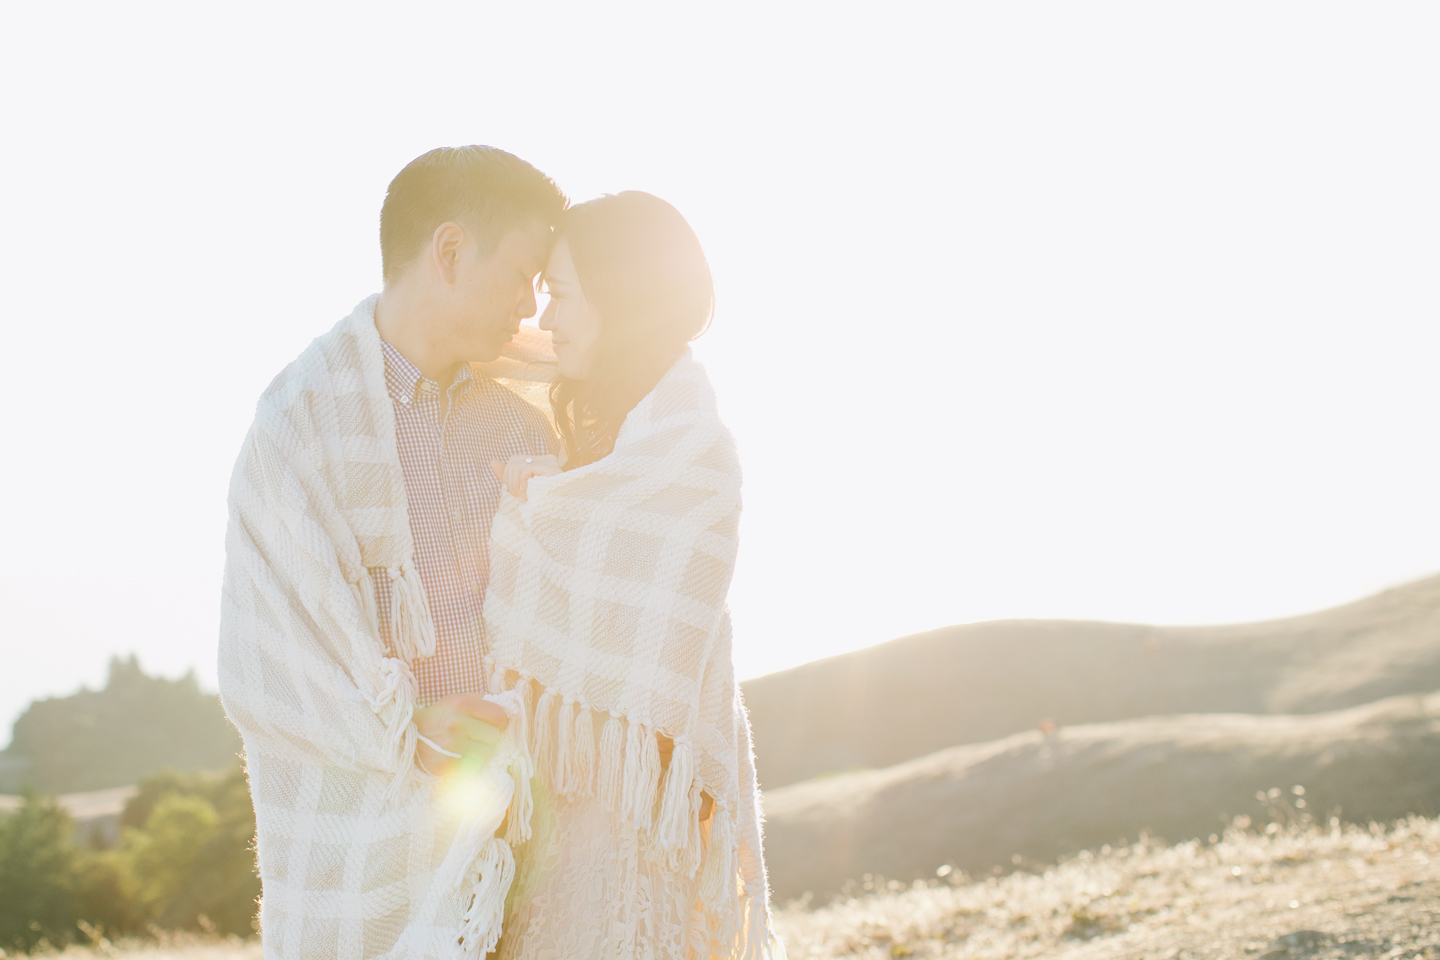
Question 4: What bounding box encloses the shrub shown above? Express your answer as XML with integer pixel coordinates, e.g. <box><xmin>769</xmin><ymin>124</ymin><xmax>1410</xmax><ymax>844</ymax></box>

<box><xmin>0</xmin><ymin>792</ymin><xmax>83</xmax><ymax>951</ymax></box>
<box><xmin>114</xmin><ymin>767</ymin><xmax>259</xmax><ymax>936</ymax></box>
<box><xmin>0</xmin><ymin>766</ymin><xmax>259</xmax><ymax>952</ymax></box>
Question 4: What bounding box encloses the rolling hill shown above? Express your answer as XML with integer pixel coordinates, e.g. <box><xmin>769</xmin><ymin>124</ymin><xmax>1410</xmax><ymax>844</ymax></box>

<box><xmin>761</xmin><ymin>689</ymin><xmax>1440</xmax><ymax>901</ymax></box>
<box><xmin>741</xmin><ymin>574</ymin><xmax>1440</xmax><ymax>790</ymax></box>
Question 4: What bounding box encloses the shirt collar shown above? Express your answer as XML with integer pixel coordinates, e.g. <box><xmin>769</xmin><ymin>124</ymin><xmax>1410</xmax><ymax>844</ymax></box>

<box><xmin>379</xmin><ymin>335</ymin><xmax>473</xmax><ymax>405</ymax></box>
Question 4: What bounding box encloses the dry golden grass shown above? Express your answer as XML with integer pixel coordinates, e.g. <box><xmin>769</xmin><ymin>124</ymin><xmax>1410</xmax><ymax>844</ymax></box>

<box><xmin>774</xmin><ymin>816</ymin><xmax>1440</xmax><ymax>959</ymax></box>
<box><xmin>6</xmin><ymin>933</ymin><xmax>261</xmax><ymax>960</ymax></box>
<box><xmin>22</xmin><ymin>817</ymin><xmax>1440</xmax><ymax>960</ymax></box>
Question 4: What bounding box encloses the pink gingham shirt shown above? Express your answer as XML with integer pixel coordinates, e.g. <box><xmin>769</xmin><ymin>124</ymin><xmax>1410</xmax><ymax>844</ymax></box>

<box><xmin>372</xmin><ymin>336</ymin><xmax>556</xmax><ymax>704</ymax></box>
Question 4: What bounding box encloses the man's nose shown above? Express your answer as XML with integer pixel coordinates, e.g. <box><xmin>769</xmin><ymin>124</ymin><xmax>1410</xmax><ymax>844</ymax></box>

<box><xmin>517</xmin><ymin>283</ymin><xmax>538</xmax><ymax>321</ymax></box>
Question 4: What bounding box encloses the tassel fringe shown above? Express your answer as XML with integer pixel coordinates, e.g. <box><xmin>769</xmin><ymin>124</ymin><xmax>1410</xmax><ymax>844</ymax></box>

<box><xmin>620</xmin><ymin>719</ymin><xmax>643</xmax><ymax>820</ymax></box>
<box><xmin>485</xmin><ymin>676</ymin><xmax>783</xmax><ymax>955</ymax></box>
<box><xmin>597</xmin><ymin>714</ymin><xmax>624</xmax><ymax>812</ymax></box>
<box><xmin>532</xmin><ymin>691</ymin><xmax>559</xmax><ymax>785</ymax></box>
<box><xmin>570</xmin><ymin>701</ymin><xmax>595</xmax><ymax>798</ymax></box>
<box><xmin>555</xmin><ymin>697</ymin><xmax>573</xmax><ymax>790</ymax></box>
<box><xmin>739</xmin><ymin>896</ymin><xmax>786</xmax><ymax>960</ymax></box>
<box><xmin>700</xmin><ymin>805</ymin><xmax>736</xmax><ymax>909</ymax></box>
<box><xmin>637</xmin><ymin>725</ymin><xmax>661</xmax><ymax>831</ymax></box>
<box><xmin>685</xmin><ymin>783</ymin><xmax>704</xmax><ymax>877</ymax></box>
<box><xmin>455</xmin><ymin>836</ymin><xmax>516</xmax><ymax>959</ymax></box>
<box><xmin>488</xmin><ymin>686</ymin><xmax>534</xmax><ymax>848</ymax></box>
<box><xmin>654</xmin><ymin>738</ymin><xmax>694</xmax><ymax>854</ymax></box>
<box><xmin>369</xmin><ymin>657</ymin><xmax>418</xmax><ymax>801</ymax></box>
<box><xmin>387</xmin><ymin>563</ymin><xmax>437</xmax><ymax>663</ymax></box>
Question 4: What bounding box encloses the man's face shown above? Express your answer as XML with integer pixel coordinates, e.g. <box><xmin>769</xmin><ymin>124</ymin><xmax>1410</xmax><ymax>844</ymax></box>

<box><xmin>448</xmin><ymin>218</ymin><xmax>551</xmax><ymax>362</ymax></box>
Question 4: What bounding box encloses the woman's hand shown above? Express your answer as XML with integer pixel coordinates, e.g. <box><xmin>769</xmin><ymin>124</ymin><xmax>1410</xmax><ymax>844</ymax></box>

<box><xmin>490</xmin><ymin>454</ymin><xmax>562</xmax><ymax>501</ymax></box>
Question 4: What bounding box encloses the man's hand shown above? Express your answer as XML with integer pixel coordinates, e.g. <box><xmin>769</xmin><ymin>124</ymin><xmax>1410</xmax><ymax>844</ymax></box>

<box><xmin>413</xmin><ymin>692</ymin><xmax>508</xmax><ymax>776</ymax></box>
<box><xmin>490</xmin><ymin>454</ymin><xmax>563</xmax><ymax>501</ymax></box>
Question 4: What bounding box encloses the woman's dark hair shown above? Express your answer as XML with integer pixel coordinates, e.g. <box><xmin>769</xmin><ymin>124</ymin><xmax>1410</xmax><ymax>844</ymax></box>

<box><xmin>549</xmin><ymin>192</ymin><xmax>715</xmax><ymax>468</ymax></box>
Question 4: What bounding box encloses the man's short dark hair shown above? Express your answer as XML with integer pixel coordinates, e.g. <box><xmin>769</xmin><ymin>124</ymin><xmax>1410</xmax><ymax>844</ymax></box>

<box><xmin>380</xmin><ymin>146</ymin><xmax>568</xmax><ymax>284</ymax></box>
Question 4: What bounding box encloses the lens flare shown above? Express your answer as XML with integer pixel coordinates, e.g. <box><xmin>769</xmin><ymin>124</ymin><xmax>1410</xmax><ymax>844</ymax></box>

<box><xmin>438</xmin><ymin>756</ymin><xmax>512</xmax><ymax>821</ymax></box>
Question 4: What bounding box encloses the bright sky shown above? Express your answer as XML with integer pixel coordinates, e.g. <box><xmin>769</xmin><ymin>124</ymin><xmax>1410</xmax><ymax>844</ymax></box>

<box><xmin>2</xmin><ymin>3</ymin><xmax>1438</xmax><ymax>742</ymax></box>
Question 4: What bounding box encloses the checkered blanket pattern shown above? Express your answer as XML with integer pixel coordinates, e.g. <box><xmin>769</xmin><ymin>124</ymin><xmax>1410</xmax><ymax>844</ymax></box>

<box><xmin>219</xmin><ymin>296</ymin><xmax>526</xmax><ymax>960</ymax></box>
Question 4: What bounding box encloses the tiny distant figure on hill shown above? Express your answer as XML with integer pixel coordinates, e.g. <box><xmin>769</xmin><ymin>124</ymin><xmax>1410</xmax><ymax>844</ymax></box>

<box><xmin>218</xmin><ymin>147</ymin><xmax>782</xmax><ymax>960</ymax></box>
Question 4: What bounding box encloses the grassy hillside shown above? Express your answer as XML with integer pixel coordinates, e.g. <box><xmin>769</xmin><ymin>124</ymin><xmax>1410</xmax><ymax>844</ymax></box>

<box><xmin>774</xmin><ymin>816</ymin><xmax>1440</xmax><ymax>959</ymax></box>
<box><xmin>44</xmin><ymin>817</ymin><xmax>1440</xmax><ymax>960</ymax></box>
<box><xmin>742</xmin><ymin>575</ymin><xmax>1440</xmax><ymax>789</ymax></box>
<box><xmin>762</xmin><ymin>690</ymin><xmax>1440</xmax><ymax>901</ymax></box>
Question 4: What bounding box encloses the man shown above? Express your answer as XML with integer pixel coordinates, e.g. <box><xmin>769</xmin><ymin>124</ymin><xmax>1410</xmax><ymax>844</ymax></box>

<box><xmin>219</xmin><ymin>146</ymin><xmax>565</xmax><ymax>959</ymax></box>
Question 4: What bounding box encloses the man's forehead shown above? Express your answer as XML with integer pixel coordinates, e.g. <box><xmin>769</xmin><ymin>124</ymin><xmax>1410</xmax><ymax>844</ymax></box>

<box><xmin>497</xmin><ymin>218</ymin><xmax>553</xmax><ymax>271</ymax></box>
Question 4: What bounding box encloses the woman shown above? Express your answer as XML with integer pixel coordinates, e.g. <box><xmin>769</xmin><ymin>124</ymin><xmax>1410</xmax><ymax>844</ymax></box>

<box><xmin>483</xmin><ymin>192</ymin><xmax>783</xmax><ymax>960</ymax></box>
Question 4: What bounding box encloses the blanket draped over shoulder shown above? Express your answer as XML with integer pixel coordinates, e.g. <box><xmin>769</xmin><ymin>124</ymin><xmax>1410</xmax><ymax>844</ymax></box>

<box><xmin>483</xmin><ymin>350</ymin><xmax>785</xmax><ymax>959</ymax></box>
<box><xmin>219</xmin><ymin>296</ymin><xmax>537</xmax><ymax>960</ymax></box>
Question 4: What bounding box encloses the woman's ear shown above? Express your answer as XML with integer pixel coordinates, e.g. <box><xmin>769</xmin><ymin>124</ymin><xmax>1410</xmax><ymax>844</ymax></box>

<box><xmin>430</xmin><ymin>222</ymin><xmax>466</xmax><ymax>286</ymax></box>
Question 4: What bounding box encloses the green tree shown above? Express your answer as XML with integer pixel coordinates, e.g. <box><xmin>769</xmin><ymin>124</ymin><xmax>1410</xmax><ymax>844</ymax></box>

<box><xmin>0</xmin><ymin>767</ymin><xmax>260</xmax><ymax>953</ymax></box>
<box><xmin>114</xmin><ymin>767</ymin><xmax>260</xmax><ymax>936</ymax></box>
<box><xmin>2</xmin><ymin>656</ymin><xmax>242</xmax><ymax>794</ymax></box>
<box><xmin>0</xmin><ymin>793</ymin><xmax>81</xmax><ymax>952</ymax></box>
<box><xmin>121</xmin><ymin>794</ymin><xmax>220</xmax><ymax>921</ymax></box>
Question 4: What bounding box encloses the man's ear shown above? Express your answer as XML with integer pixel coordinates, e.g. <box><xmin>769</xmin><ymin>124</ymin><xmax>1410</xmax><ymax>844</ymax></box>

<box><xmin>431</xmin><ymin>222</ymin><xmax>466</xmax><ymax>287</ymax></box>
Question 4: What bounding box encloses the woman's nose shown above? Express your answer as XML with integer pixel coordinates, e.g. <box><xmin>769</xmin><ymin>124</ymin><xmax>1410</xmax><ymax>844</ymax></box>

<box><xmin>538</xmin><ymin>298</ymin><xmax>556</xmax><ymax>330</ymax></box>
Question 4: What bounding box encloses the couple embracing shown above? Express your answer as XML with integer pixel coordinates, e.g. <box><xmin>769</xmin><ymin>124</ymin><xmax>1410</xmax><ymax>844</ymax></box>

<box><xmin>218</xmin><ymin>146</ymin><xmax>782</xmax><ymax>960</ymax></box>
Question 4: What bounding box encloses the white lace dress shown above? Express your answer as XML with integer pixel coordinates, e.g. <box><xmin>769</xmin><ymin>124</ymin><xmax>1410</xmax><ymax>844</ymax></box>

<box><xmin>495</xmin><ymin>718</ymin><xmax>706</xmax><ymax>960</ymax></box>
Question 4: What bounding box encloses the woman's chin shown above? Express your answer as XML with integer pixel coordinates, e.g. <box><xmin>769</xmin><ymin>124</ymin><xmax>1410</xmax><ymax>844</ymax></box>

<box><xmin>556</xmin><ymin>359</ymin><xmax>590</xmax><ymax>381</ymax></box>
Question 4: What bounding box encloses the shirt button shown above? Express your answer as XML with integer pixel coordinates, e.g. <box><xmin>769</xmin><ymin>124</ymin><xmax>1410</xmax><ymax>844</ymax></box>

<box><xmin>452</xmin><ymin>509</ymin><xmax>463</xmax><ymax>522</ymax></box>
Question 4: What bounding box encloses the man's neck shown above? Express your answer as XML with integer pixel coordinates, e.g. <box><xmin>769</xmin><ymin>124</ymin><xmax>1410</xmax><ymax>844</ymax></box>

<box><xmin>373</xmin><ymin>285</ymin><xmax>463</xmax><ymax>391</ymax></box>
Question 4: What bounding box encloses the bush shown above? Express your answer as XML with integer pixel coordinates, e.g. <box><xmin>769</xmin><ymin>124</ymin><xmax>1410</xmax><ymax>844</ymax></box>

<box><xmin>0</xmin><ymin>792</ymin><xmax>83</xmax><ymax>952</ymax></box>
<box><xmin>115</xmin><ymin>767</ymin><xmax>259</xmax><ymax>935</ymax></box>
<box><xmin>0</xmin><ymin>766</ymin><xmax>259</xmax><ymax>952</ymax></box>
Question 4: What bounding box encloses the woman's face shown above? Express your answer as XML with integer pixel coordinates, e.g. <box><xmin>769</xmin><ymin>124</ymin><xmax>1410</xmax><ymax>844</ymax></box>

<box><xmin>538</xmin><ymin>238</ymin><xmax>602</xmax><ymax>380</ymax></box>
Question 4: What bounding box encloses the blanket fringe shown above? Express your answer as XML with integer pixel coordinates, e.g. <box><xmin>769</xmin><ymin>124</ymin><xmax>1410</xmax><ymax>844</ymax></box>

<box><xmin>454</xmin><ymin>836</ymin><xmax>515</xmax><ymax>959</ymax></box>
<box><xmin>501</xmin><ymin>681</ymin><xmax>533</xmax><ymax>846</ymax></box>
<box><xmin>501</xmin><ymin>678</ymin><xmax>710</xmax><ymax>850</ymax></box>
<box><xmin>654</xmin><ymin>737</ymin><xmax>694</xmax><ymax>858</ymax></box>
<box><xmin>567</xmin><ymin>699</ymin><xmax>596</xmax><ymax>798</ymax></box>
<box><xmin>684</xmin><ymin>782</ymin><xmax>704</xmax><ymax>877</ymax></box>
<box><xmin>387</xmin><ymin>562</ymin><xmax>437</xmax><ymax>663</ymax></box>
<box><xmin>618</xmin><ymin>720</ymin><xmax>662</xmax><ymax>831</ymax></box>
<box><xmin>555</xmin><ymin>696</ymin><xmax>573</xmax><ymax>791</ymax></box>
<box><xmin>532</xmin><ymin>690</ymin><xmax>559</xmax><ymax>785</ymax></box>
<box><xmin>700</xmin><ymin>804</ymin><xmax>737</xmax><ymax>912</ymax></box>
<box><xmin>369</xmin><ymin>657</ymin><xmax>418</xmax><ymax>801</ymax></box>
<box><xmin>434</xmin><ymin>688</ymin><xmax>529</xmax><ymax>957</ymax></box>
<box><xmin>495</xmin><ymin>684</ymin><xmax>534</xmax><ymax>847</ymax></box>
<box><xmin>620</xmin><ymin>717</ymin><xmax>643</xmax><ymax>823</ymax></box>
<box><xmin>490</xmin><ymin>676</ymin><xmax>785</xmax><ymax>957</ymax></box>
<box><xmin>739</xmin><ymin>895</ymin><xmax>786</xmax><ymax>960</ymax></box>
<box><xmin>597</xmin><ymin>713</ymin><xmax>624</xmax><ymax>812</ymax></box>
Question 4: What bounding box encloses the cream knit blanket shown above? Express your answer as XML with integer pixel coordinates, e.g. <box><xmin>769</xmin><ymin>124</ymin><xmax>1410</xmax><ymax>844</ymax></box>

<box><xmin>483</xmin><ymin>351</ymin><xmax>784</xmax><ymax>959</ymax></box>
<box><xmin>219</xmin><ymin>296</ymin><xmax>530</xmax><ymax>960</ymax></box>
